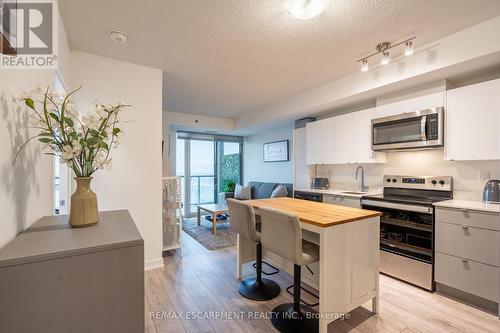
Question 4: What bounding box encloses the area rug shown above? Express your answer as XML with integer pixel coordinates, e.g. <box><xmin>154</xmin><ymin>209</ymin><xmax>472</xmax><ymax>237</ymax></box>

<box><xmin>182</xmin><ymin>216</ymin><xmax>236</xmax><ymax>250</ymax></box>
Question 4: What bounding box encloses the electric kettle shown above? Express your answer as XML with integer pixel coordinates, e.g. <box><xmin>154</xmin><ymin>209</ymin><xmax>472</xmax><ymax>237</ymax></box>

<box><xmin>483</xmin><ymin>179</ymin><xmax>500</xmax><ymax>203</ymax></box>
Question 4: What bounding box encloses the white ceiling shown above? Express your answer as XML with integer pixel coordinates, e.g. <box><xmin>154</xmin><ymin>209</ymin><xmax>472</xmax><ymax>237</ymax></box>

<box><xmin>59</xmin><ymin>0</ymin><xmax>500</xmax><ymax>118</ymax></box>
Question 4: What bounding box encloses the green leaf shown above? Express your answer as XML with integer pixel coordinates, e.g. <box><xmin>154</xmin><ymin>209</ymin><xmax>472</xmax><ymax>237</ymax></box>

<box><xmin>49</xmin><ymin>112</ymin><xmax>59</xmax><ymax>122</ymax></box>
<box><xmin>39</xmin><ymin>132</ymin><xmax>53</xmax><ymax>137</ymax></box>
<box><xmin>63</xmin><ymin>117</ymin><xmax>74</xmax><ymax>126</ymax></box>
<box><xmin>38</xmin><ymin>138</ymin><xmax>53</xmax><ymax>143</ymax></box>
<box><xmin>87</xmin><ymin>137</ymin><xmax>98</xmax><ymax>146</ymax></box>
<box><xmin>112</xmin><ymin>128</ymin><xmax>121</xmax><ymax>135</ymax></box>
<box><xmin>90</xmin><ymin>129</ymin><xmax>100</xmax><ymax>137</ymax></box>
<box><xmin>98</xmin><ymin>140</ymin><xmax>109</xmax><ymax>150</ymax></box>
<box><xmin>25</xmin><ymin>98</ymin><xmax>35</xmax><ymax>110</ymax></box>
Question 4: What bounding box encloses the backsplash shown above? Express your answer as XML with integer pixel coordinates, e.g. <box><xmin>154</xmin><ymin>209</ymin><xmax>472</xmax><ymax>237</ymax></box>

<box><xmin>316</xmin><ymin>150</ymin><xmax>500</xmax><ymax>201</ymax></box>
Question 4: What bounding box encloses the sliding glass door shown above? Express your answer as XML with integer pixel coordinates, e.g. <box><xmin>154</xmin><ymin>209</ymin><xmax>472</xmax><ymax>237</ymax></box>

<box><xmin>176</xmin><ymin>132</ymin><xmax>243</xmax><ymax>217</ymax></box>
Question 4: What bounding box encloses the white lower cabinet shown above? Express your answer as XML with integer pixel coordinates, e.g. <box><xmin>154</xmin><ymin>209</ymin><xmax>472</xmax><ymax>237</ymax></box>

<box><xmin>435</xmin><ymin>207</ymin><xmax>500</xmax><ymax>307</ymax></box>
<box><xmin>323</xmin><ymin>194</ymin><xmax>361</xmax><ymax>208</ymax></box>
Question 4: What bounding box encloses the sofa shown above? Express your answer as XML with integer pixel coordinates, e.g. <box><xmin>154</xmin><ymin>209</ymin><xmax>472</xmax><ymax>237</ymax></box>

<box><xmin>220</xmin><ymin>181</ymin><xmax>293</xmax><ymax>203</ymax></box>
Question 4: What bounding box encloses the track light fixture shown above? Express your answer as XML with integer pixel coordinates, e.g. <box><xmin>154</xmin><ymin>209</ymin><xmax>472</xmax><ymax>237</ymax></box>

<box><xmin>361</xmin><ymin>58</ymin><xmax>369</xmax><ymax>72</ymax></box>
<box><xmin>404</xmin><ymin>40</ymin><xmax>413</xmax><ymax>56</ymax></box>
<box><xmin>357</xmin><ymin>37</ymin><xmax>415</xmax><ymax>72</ymax></box>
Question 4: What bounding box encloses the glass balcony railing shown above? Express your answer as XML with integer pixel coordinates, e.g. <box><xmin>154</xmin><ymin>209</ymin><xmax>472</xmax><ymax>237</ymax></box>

<box><xmin>179</xmin><ymin>175</ymin><xmax>215</xmax><ymax>213</ymax></box>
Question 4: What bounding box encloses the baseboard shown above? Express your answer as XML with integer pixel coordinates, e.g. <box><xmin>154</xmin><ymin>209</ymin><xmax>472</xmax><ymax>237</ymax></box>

<box><xmin>144</xmin><ymin>258</ymin><xmax>164</xmax><ymax>271</ymax></box>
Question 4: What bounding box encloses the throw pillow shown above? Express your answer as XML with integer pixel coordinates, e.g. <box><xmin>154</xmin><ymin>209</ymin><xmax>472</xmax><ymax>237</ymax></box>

<box><xmin>271</xmin><ymin>184</ymin><xmax>288</xmax><ymax>198</ymax></box>
<box><xmin>234</xmin><ymin>184</ymin><xmax>251</xmax><ymax>200</ymax></box>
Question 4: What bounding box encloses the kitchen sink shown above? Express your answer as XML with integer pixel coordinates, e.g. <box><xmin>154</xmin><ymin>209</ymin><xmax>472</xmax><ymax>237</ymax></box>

<box><xmin>341</xmin><ymin>191</ymin><xmax>368</xmax><ymax>195</ymax></box>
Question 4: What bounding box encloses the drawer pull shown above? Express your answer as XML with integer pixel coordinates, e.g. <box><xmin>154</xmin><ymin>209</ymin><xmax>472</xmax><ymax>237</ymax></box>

<box><xmin>461</xmin><ymin>209</ymin><xmax>469</xmax><ymax>214</ymax></box>
<box><xmin>461</xmin><ymin>258</ymin><xmax>469</xmax><ymax>263</ymax></box>
<box><xmin>461</xmin><ymin>225</ymin><xmax>469</xmax><ymax>230</ymax></box>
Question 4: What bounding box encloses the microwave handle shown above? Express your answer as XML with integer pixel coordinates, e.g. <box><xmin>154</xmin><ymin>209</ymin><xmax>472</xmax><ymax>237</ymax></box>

<box><xmin>420</xmin><ymin>115</ymin><xmax>427</xmax><ymax>141</ymax></box>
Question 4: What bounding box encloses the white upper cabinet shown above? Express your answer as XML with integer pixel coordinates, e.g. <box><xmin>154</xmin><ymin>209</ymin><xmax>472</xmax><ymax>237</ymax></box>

<box><xmin>305</xmin><ymin>108</ymin><xmax>386</xmax><ymax>165</ymax></box>
<box><xmin>305</xmin><ymin>120</ymin><xmax>322</xmax><ymax>164</ymax></box>
<box><xmin>333</xmin><ymin>114</ymin><xmax>352</xmax><ymax>164</ymax></box>
<box><xmin>445</xmin><ymin>78</ymin><xmax>500</xmax><ymax>161</ymax></box>
<box><xmin>320</xmin><ymin>117</ymin><xmax>337</xmax><ymax>164</ymax></box>
<box><xmin>351</xmin><ymin>108</ymin><xmax>387</xmax><ymax>164</ymax></box>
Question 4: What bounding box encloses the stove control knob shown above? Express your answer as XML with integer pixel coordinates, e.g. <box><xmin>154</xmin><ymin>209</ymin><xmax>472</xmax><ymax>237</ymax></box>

<box><xmin>439</xmin><ymin>180</ymin><xmax>445</xmax><ymax>185</ymax></box>
<box><xmin>386</xmin><ymin>178</ymin><xmax>391</xmax><ymax>183</ymax></box>
<box><xmin>392</xmin><ymin>178</ymin><xmax>397</xmax><ymax>183</ymax></box>
<box><xmin>431</xmin><ymin>180</ymin><xmax>437</xmax><ymax>185</ymax></box>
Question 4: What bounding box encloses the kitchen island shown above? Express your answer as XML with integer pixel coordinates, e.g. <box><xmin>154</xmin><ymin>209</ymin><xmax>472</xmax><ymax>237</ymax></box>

<box><xmin>236</xmin><ymin>197</ymin><xmax>381</xmax><ymax>333</ymax></box>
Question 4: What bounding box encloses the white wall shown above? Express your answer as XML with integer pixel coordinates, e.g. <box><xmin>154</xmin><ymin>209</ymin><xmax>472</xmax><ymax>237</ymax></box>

<box><xmin>243</xmin><ymin>124</ymin><xmax>294</xmax><ymax>184</ymax></box>
<box><xmin>0</xmin><ymin>10</ymin><xmax>74</xmax><ymax>249</ymax></box>
<box><xmin>316</xmin><ymin>150</ymin><xmax>500</xmax><ymax>200</ymax></box>
<box><xmin>70</xmin><ymin>51</ymin><xmax>163</xmax><ymax>269</ymax></box>
<box><xmin>0</xmin><ymin>70</ymin><xmax>55</xmax><ymax>249</ymax></box>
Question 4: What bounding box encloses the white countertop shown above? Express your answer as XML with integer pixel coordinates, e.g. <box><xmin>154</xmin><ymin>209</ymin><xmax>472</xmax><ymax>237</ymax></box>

<box><xmin>294</xmin><ymin>187</ymin><xmax>381</xmax><ymax>199</ymax></box>
<box><xmin>433</xmin><ymin>200</ymin><xmax>500</xmax><ymax>213</ymax></box>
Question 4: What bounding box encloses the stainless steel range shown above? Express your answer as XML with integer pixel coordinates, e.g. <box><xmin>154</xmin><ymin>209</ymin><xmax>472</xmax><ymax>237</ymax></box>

<box><xmin>361</xmin><ymin>175</ymin><xmax>453</xmax><ymax>291</ymax></box>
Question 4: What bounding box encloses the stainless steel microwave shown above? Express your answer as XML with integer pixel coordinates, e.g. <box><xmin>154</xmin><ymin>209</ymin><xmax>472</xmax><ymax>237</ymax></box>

<box><xmin>372</xmin><ymin>107</ymin><xmax>444</xmax><ymax>151</ymax></box>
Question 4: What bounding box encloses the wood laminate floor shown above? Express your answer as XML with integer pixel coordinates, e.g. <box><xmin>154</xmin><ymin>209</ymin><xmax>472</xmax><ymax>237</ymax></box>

<box><xmin>145</xmin><ymin>232</ymin><xmax>500</xmax><ymax>333</ymax></box>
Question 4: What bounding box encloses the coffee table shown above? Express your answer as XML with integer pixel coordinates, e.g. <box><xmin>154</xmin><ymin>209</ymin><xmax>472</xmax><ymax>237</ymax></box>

<box><xmin>197</xmin><ymin>203</ymin><xmax>229</xmax><ymax>234</ymax></box>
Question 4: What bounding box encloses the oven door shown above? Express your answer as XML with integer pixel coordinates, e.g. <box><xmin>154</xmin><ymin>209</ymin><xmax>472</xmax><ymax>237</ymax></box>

<box><xmin>372</xmin><ymin>107</ymin><xmax>443</xmax><ymax>151</ymax></box>
<box><xmin>362</xmin><ymin>200</ymin><xmax>435</xmax><ymax>290</ymax></box>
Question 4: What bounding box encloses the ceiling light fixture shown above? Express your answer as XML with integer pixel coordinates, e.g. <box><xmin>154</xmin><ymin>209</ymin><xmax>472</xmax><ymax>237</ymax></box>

<box><xmin>381</xmin><ymin>51</ymin><xmax>390</xmax><ymax>65</ymax></box>
<box><xmin>404</xmin><ymin>40</ymin><xmax>413</xmax><ymax>56</ymax></box>
<box><xmin>357</xmin><ymin>37</ymin><xmax>415</xmax><ymax>72</ymax></box>
<box><xmin>288</xmin><ymin>0</ymin><xmax>330</xmax><ymax>20</ymax></box>
<box><xmin>109</xmin><ymin>30</ymin><xmax>128</xmax><ymax>43</ymax></box>
<box><xmin>361</xmin><ymin>58</ymin><xmax>369</xmax><ymax>72</ymax></box>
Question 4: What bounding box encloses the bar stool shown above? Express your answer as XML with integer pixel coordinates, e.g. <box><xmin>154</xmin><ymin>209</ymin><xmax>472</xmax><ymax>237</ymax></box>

<box><xmin>227</xmin><ymin>199</ymin><xmax>281</xmax><ymax>301</ymax></box>
<box><xmin>260</xmin><ymin>206</ymin><xmax>319</xmax><ymax>333</ymax></box>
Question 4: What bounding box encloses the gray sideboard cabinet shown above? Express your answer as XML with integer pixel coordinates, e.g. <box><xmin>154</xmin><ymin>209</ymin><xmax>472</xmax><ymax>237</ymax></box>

<box><xmin>0</xmin><ymin>210</ymin><xmax>144</xmax><ymax>333</ymax></box>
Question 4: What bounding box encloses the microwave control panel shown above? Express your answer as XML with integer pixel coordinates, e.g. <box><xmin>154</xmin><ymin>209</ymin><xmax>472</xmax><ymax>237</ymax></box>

<box><xmin>426</xmin><ymin>113</ymin><xmax>439</xmax><ymax>140</ymax></box>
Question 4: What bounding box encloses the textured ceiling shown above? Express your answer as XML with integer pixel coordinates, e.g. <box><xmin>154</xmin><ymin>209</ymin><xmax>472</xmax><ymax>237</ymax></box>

<box><xmin>59</xmin><ymin>0</ymin><xmax>500</xmax><ymax>118</ymax></box>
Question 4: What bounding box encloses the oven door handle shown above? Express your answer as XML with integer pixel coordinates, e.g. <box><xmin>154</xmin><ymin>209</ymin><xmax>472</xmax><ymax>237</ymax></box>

<box><xmin>361</xmin><ymin>199</ymin><xmax>433</xmax><ymax>214</ymax></box>
<box><xmin>420</xmin><ymin>115</ymin><xmax>427</xmax><ymax>141</ymax></box>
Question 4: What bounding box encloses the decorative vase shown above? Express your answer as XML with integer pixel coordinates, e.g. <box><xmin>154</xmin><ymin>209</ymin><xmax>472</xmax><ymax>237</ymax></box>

<box><xmin>69</xmin><ymin>177</ymin><xmax>99</xmax><ymax>228</ymax></box>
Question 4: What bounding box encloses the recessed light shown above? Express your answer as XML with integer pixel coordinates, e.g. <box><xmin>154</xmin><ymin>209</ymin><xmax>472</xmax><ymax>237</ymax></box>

<box><xmin>288</xmin><ymin>0</ymin><xmax>330</xmax><ymax>20</ymax></box>
<box><xmin>109</xmin><ymin>30</ymin><xmax>128</xmax><ymax>43</ymax></box>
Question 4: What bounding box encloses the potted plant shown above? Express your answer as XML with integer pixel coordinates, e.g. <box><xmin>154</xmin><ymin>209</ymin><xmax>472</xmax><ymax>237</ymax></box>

<box><xmin>222</xmin><ymin>179</ymin><xmax>236</xmax><ymax>193</ymax></box>
<box><xmin>14</xmin><ymin>87</ymin><xmax>129</xmax><ymax>227</ymax></box>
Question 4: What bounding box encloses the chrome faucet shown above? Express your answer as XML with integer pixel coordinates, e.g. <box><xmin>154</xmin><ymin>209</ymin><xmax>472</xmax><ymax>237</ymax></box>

<box><xmin>355</xmin><ymin>166</ymin><xmax>368</xmax><ymax>192</ymax></box>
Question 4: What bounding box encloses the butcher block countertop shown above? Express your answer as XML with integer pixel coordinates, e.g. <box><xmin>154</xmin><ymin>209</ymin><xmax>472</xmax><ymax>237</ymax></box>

<box><xmin>247</xmin><ymin>197</ymin><xmax>381</xmax><ymax>228</ymax></box>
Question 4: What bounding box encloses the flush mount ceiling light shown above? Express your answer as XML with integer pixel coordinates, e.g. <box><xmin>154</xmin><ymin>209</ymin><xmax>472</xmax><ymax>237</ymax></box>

<box><xmin>109</xmin><ymin>30</ymin><xmax>128</xmax><ymax>43</ymax></box>
<box><xmin>357</xmin><ymin>37</ymin><xmax>416</xmax><ymax>72</ymax></box>
<box><xmin>287</xmin><ymin>0</ymin><xmax>330</xmax><ymax>20</ymax></box>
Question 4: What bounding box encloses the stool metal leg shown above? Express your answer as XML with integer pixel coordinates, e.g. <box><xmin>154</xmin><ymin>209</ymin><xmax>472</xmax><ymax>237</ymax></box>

<box><xmin>270</xmin><ymin>264</ymin><xmax>318</xmax><ymax>333</ymax></box>
<box><xmin>238</xmin><ymin>243</ymin><xmax>280</xmax><ymax>301</ymax></box>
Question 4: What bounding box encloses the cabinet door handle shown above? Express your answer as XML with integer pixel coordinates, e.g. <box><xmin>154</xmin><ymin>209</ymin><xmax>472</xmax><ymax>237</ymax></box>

<box><xmin>461</xmin><ymin>258</ymin><xmax>469</xmax><ymax>263</ymax></box>
<box><xmin>461</xmin><ymin>225</ymin><xmax>469</xmax><ymax>230</ymax></box>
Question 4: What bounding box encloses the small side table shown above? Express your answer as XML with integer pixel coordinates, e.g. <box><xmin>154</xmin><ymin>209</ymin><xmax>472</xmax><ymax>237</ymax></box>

<box><xmin>197</xmin><ymin>204</ymin><xmax>229</xmax><ymax>234</ymax></box>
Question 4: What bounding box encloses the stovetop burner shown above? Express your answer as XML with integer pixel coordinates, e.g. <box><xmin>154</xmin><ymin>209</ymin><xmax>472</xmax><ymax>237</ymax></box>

<box><xmin>363</xmin><ymin>193</ymin><xmax>450</xmax><ymax>206</ymax></box>
<box><xmin>362</xmin><ymin>175</ymin><xmax>453</xmax><ymax>206</ymax></box>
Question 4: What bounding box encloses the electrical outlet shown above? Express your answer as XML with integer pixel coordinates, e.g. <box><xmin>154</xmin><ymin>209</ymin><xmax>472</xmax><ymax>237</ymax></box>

<box><xmin>479</xmin><ymin>170</ymin><xmax>491</xmax><ymax>182</ymax></box>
